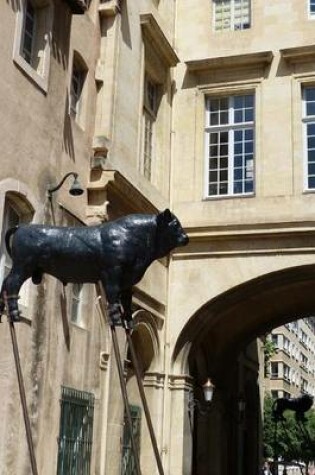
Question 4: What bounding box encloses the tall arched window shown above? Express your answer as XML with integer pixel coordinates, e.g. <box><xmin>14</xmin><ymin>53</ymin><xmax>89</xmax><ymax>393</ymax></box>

<box><xmin>0</xmin><ymin>192</ymin><xmax>34</xmax><ymax>308</ymax></box>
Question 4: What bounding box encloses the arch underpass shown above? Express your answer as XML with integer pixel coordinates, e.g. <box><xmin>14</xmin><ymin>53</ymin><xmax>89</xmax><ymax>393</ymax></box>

<box><xmin>172</xmin><ymin>264</ymin><xmax>315</xmax><ymax>475</ymax></box>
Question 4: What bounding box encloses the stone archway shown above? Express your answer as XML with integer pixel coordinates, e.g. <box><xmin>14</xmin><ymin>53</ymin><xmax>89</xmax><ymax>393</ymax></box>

<box><xmin>171</xmin><ymin>264</ymin><xmax>315</xmax><ymax>475</ymax></box>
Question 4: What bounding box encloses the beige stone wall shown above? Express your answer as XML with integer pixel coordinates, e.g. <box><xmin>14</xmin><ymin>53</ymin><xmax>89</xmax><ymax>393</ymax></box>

<box><xmin>1</xmin><ymin>0</ymin><xmax>315</xmax><ymax>474</ymax></box>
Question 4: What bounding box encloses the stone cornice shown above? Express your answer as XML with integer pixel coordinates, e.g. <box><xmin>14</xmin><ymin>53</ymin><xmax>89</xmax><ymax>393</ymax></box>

<box><xmin>98</xmin><ymin>0</ymin><xmax>121</xmax><ymax>17</ymax></box>
<box><xmin>140</xmin><ymin>13</ymin><xmax>179</xmax><ymax>67</ymax></box>
<box><xmin>186</xmin><ymin>51</ymin><xmax>273</xmax><ymax>72</ymax></box>
<box><xmin>280</xmin><ymin>44</ymin><xmax>315</xmax><ymax>64</ymax></box>
<box><xmin>87</xmin><ymin>170</ymin><xmax>158</xmax><ymax>217</ymax></box>
<box><xmin>173</xmin><ymin>222</ymin><xmax>315</xmax><ymax>259</ymax></box>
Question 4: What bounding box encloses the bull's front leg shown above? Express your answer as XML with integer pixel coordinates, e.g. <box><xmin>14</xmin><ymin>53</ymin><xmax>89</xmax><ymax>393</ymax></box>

<box><xmin>100</xmin><ymin>272</ymin><xmax>123</xmax><ymax>327</ymax></box>
<box><xmin>121</xmin><ymin>289</ymin><xmax>133</xmax><ymax>330</ymax></box>
<box><xmin>0</xmin><ymin>265</ymin><xmax>29</xmax><ymax>322</ymax></box>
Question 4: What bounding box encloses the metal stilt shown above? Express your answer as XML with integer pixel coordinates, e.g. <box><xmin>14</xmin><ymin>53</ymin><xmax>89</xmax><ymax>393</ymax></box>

<box><xmin>125</xmin><ymin>329</ymin><xmax>165</xmax><ymax>475</ymax></box>
<box><xmin>4</xmin><ymin>293</ymin><xmax>39</xmax><ymax>475</ymax></box>
<box><xmin>96</xmin><ymin>284</ymin><xmax>142</xmax><ymax>475</ymax></box>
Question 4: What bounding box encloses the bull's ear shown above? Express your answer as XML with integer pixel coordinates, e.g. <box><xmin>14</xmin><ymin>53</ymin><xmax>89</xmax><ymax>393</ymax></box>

<box><xmin>157</xmin><ymin>209</ymin><xmax>172</xmax><ymax>226</ymax></box>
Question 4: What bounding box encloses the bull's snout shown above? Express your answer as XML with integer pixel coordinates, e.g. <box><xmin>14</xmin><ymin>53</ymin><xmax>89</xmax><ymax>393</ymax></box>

<box><xmin>180</xmin><ymin>234</ymin><xmax>189</xmax><ymax>246</ymax></box>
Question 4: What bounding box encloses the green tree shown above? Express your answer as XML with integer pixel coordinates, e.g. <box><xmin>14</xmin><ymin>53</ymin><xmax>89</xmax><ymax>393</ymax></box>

<box><xmin>263</xmin><ymin>394</ymin><xmax>315</xmax><ymax>467</ymax></box>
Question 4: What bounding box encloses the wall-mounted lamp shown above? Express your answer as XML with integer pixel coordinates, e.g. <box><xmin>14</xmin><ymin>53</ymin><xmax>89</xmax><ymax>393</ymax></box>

<box><xmin>203</xmin><ymin>378</ymin><xmax>215</xmax><ymax>403</ymax></box>
<box><xmin>47</xmin><ymin>172</ymin><xmax>84</xmax><ymax>199</ymax></box>
<box><xmin>188</xmin><ymin>378</ymin><xmax>216</xmax><ymax>422</ymax></box>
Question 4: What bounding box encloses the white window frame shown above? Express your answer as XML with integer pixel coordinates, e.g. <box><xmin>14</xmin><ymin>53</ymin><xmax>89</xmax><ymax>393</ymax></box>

<box><xmin>309</xmin><ymin>0</ymin><xmax>315</xmax><ymax>18</ymax></box>
<box><xmin>141</xmin><ymin>76</ymin><xmax>159</xmax><ymax>181</ymax></box>
<box><xmin>204</xmin><ymin>93</ymin><xmax>255</xmax><ymax>198</ymax></box>
<box><xmin>213</xmin><ymin>0</ymin><xmax>251</xmax><ymax>32</ymax></box>
<box><xmin>0</xmin><ymin>196</ymin><xmax>34</xmax><ymax>312</ymax></box>
<box><xmin>302</xmin><ymin>86</ymin><xmax>315</xmax><ymax>191</ymax></box>
<box><xmin>13</xmin><ymin>0</ymin><xmax>53</xmax><ymax>93</ymax></box>
<box><xmin>69</xmin><ymin>52</ymin><xmax>88</xmax><ymax>130</ymax></box>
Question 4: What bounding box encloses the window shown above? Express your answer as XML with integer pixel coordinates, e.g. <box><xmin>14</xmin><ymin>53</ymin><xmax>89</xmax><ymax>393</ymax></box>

<box><xmin>61</xmin><ymin>209</ymin><xmax>88</xmax><ymax>327</ymax></box>
<box><xmin>205</xmin><ymin>93</ymin><xmax>255</xmax><ymax>197</ymax></box>
<box><xmin>301</xmin><ymin>378</ymin><xmax>308</xmax><ymax>393</ymax></box>
<box><xmin>309</xmin><ymin>0</ymin><xmax>315</xmax><ymax>17</ymax></box>
<box><xmin>214</xmin><ymin>0</ymin><xmax>251</xmax><ymax>31</ymax></box>
<box><xmin>270</xmin><ymin>362</ymin><xmax>279</xmax><ymax>378</ymax></box>
<box><xmin>57</xmin><ymin>386</ymin><xmax>95</xmax><ymax>475</ymax></box>
<box><xmin>0</xmin><ymin>201</ymin><xmax>20</xmax><ymax>283</ymax></box>
<box><xmin>303</xmin><ymin>87</ymin><xmax>315</xmax><ymax>190</ymax></box>
<box><xmin>283</xmin><ymin>363</ymin><xmax>291</xmax><ymax>382</ymax></box>
<box><xmin>13</xmin><ymin>0</ymin><xmax>52</xmax><ymax>92</ymax></box>
<box><xmin>283</xmin><ymin>336</ymin><xmax>290</xmax><ymax>354</ymax></box>
<box><xmin>142</xmin><ymin>76</ymin><xmax>159</xmax><ymax>181</ymax></box>
<box><xmin>0</xmin><ymin>194</ymin><xmax>33</xmax><ymax>308</ymax></box>
<box><xmin>121</xmin><ymin>405</ymin><xmax>141</xmax><ymax>475</ymax></box>
<box><xmin>70</xmin><ymin>53</ymin><xmax>88</xmax><ymax>126</ymax></box>
<box><xmin>271</xmin><ymin>334</ymin><xmax>279</xmax><ymax>348</ymax></box>
<box><xmin>70</xmin><ymin>283</ymin><xmax>83</xmax><ymax>325</ymax></box>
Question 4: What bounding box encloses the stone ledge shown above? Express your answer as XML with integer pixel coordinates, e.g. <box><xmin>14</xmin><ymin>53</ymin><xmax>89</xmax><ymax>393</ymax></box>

<box><xmin>140</xmin><ymin>13</ymin><xmax>179</xmax><ymax>67</ymax></box>
<box><xmin>280</xmin><ymin>44</ymin><xmax>315</xmax><ymax>64</ymax></box>
<box><xmin>186</xmin><ymin>50</ymin><xmax>273</xmax><ymax>72</ymax></box>
<box><xmin>98</xmin><ymin>0</ymin><xmax>121</xmax><ymax>17</ymax></box>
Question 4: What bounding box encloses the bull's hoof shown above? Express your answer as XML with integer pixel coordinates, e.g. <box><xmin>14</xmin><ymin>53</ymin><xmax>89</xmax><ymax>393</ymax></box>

<box><xmin>108</xmin><ymin>305</ymin><xmax>123</xmax><ymax>327</ymax></box>
<box><xmin>123</xmin><ymin>319</ymin><xmax>134</xmax><ymax>331</ymax></box>
<box><xmin>9</xmin><ymin>310</ymin><xmax>21</xmax><ymax>322</ymax></box>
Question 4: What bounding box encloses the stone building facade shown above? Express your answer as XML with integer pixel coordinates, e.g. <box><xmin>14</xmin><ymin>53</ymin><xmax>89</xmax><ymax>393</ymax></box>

<box><xmin>265</xmin><ymin>318</ymin><xmax>315</xmax><ymax>399</ymax></box>
<box><xmin>1</xmin><ymin>1</ymin><xmax>315</xmax><ymax>475</ymax></box>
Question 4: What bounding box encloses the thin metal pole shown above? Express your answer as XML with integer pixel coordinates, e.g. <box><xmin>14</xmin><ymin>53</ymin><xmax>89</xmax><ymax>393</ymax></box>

<box><xmin>111</xmin><ymin>325</ymin><xmax>142</xmax><ymax>475</ymax></box>
<box><xmin>4</xmin><ymin>294</ymin><xmax>39</xmax><ymax>475</ymax></box>
<box><xmin>125</xmin><ymin>329</ymin><xmax>165</xmax><ymax>475</ymax></box>
<box><xmin>95</xmin><ymin>283</ymin><xmax>141</xmax><ymax>475</ymax></box>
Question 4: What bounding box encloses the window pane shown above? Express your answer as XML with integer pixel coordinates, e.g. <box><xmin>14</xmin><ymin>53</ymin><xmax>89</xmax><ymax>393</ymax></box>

<box><xmin>308</xmin><ymin>176</ymin><xmax>315</xmax><ymax>188</ymax></box>
<box><xmin>307</xmin><ymin>102</ymin><xmax>315</xmax><ymax>116</ymax></box>
<box><xmin>206</xmin><ymin>94</ymin><xmax>254</xmax><ymax>197</ymax></box>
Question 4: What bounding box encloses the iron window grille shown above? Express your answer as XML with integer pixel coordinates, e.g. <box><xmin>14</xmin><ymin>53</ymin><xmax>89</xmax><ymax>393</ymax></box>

<box><xmin>57</xmin><ymin>386</ymin><xmax>95</xmax><ymax>475</ymax></box>
<box><xmin>121</xmin><ymin>405</ymin><xmax>141</xmax><ymax>475</ymax></box>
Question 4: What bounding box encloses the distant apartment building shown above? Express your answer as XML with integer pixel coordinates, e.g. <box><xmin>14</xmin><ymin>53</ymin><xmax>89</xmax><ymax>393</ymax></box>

<box><xmin>265</xmin><ymin>318</ymin><xmax>315</xmax><ymax>402</ymax></box>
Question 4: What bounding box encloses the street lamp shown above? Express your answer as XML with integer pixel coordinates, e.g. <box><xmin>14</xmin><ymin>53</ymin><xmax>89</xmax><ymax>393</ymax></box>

<box><xmin>47</xmin><ymin>172</ymin><xmax>84</xmax><ymax>199</ymax></box>
<box><xmin>202</xmin><ymin>378</ymin><xmax>215</xmax><ymax>403</ymax></box>
<box><xmin>188</xmin><ymin>378</ymin><xmax>216</xmax><ymax>420</ymax></box>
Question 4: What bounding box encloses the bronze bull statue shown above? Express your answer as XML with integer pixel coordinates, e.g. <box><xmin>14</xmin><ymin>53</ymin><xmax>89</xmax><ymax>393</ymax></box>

<box><xmin>272</xmin><ymin>394</ymin><xmax>313</xmax><ymax>422</ymax></box>
<box><xmin>0</xmin><ymin>209</ymin><xmax>189</xmax><ymax>327</ymax></box>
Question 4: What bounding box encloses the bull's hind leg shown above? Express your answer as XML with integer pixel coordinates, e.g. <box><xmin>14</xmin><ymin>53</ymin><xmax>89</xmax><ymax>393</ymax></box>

<box><xmin>0</xmin><ymin>266</ymin><xmax>30</xmax><ymax>321</ymax></box>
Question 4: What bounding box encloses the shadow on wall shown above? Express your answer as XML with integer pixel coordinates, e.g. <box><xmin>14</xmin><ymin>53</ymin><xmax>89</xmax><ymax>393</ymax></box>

<box><xmin>51</xmin><ymin>1</ymin><xmax>72</xmax><ymax>71</ymax></box>
<box><xmin>6</xmin><ymin>0</ymin><xmax>20</xmax><ymax>12</ymax></box>
<box><xmin>63</xmin><ymin>91</ymin><xmax>76</xmax><ymax>161</ymax></box>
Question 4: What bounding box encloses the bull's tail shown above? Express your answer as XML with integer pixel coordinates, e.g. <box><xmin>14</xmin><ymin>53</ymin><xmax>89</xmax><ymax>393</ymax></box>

<box><xmin>5</xmin><ymin>226</ymin><xmax>19</xmax><ymax>257</ymax></box>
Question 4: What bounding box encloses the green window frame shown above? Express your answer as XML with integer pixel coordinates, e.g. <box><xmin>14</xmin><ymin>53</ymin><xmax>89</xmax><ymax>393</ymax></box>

<box><xmin>57</xmin><ymin>386</ymin><xmax>95</xmax><ymax>475</ymax></box>
<box><xmin>121</xmin><ymin>405</ymin><xmax>142</xmax><ymax>475</ymax></box>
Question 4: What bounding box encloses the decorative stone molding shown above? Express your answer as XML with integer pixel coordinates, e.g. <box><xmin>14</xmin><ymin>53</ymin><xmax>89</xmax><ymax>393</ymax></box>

<box><xmin>143</xmin><ymin>372</ymin><xmax>165</xmax><ymax>389</ymax></box>
<box><xmin>173</xmin><ymin>222</ymin><xmax>315</xmax><ymax>259</ymax></box>
<box><xmin>87</xmin><ymin>170</ymin><xmax>158</xmax><ymax>222</ymax></box>
<box><xmin>100</xmin><ymin>351</ymin><xmax>110</xmax><ymax>370</ymax></box>
<box><xmin>186</xmin><ymin>51</ymin><xmax>273</xmax><ymax>72</ymax></box>
<box><xmin>140</xmin><ymin>13</ymin><xmax>179</xmax><ymax>68</ymax></box>
<box><xmin>98</xmin><ymin>0</ymin><xmax>121</xmax><ymax>17</ymax></box>
<box><xmin>280</xmin><ymin>44</ymin><xmax>315</xmax><ymax>64</ymax></box>
<box><xmin>169</xmin><ymin>374</ymin><xmax>194</xmax><ymax>392</ymax></box>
